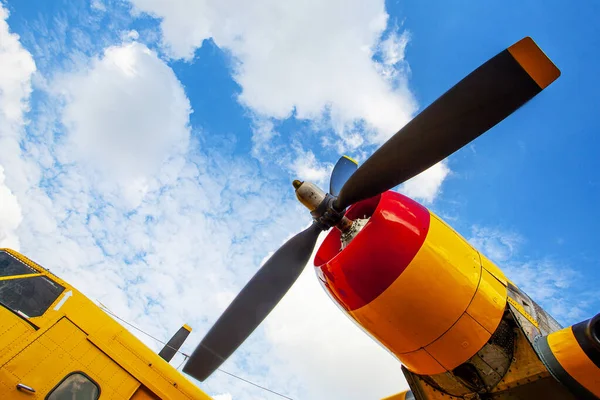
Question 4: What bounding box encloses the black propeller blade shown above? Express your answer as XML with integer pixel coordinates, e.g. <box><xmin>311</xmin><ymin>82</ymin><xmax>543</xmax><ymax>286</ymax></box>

<box><xmin>158</xmin><ymin>325</ymin><xmax>192</xmax><ymax>362</ymax></box>
<box><xmin>183</xmin><ymin>223</ymin><xmax>322</xmax><ymax>382</ymax></box>
<box><xmin>334</xmin><ymin>37</ymin><xmax>560</xmax><ymax>210</ymax></box>
<box><xmin>330</xmin><ymin>155</ymin><xmax>358</xmax><ymax>197</ymax></box>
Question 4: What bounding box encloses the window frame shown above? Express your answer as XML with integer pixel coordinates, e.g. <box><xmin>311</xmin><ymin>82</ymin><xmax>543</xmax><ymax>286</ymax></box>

<box><xmin>45</xmin><ymin>371</ymin><xmax>101</xmax><ymax>400</ymax></box>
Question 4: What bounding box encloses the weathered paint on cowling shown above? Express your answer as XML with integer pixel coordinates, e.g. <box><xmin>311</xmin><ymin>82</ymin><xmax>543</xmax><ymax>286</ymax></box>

<box><xmin>314</xmin><ymin>191</ymin><xmax>508</xmax><ymax>375</ymax></box>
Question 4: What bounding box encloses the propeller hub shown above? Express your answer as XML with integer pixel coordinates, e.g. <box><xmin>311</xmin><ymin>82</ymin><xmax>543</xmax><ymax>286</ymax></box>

<box><xmin>293</xmin><ymin>180</ymin><xmax>351</xmax><ymax>231</ymax></box>
<box><xmin>293</xmin><ymin>180</ymin><xmax>326</xmax><ymax>212</ymax></box>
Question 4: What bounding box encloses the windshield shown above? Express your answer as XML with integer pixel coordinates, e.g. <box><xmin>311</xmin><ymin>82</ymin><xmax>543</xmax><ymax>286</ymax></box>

<box><xmin>0</xmin><ymin>251</ymin><xmax>38</xmax><ymax>277</ymax></box>
<box><xmin>0</xmin><ymin>276</ymin><xmax>65</xmax><ymax>318</ymax></box>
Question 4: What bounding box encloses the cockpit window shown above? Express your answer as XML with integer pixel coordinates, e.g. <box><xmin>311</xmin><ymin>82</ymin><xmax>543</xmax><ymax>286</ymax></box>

<box><xmin>0</xmin><ymin>251</ymin><xmax>38</xmax><ymax>277</ymax></box>
<box><xmin>0</xmin><ymin>276</ymin><xmax>65</xmax><ymax>318</ymax></box>
<box><xmin>47</xmin><ymin>372</ymin><xmax>100</xmax><ymax>400</ymax></box>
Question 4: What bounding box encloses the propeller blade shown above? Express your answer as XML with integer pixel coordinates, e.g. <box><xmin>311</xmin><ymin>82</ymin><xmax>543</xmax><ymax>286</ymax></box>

<box><xmin>335</xmin><ymin>37</ymin><xmax>560</xmax><ymax>210</ymax></box>
<box><xmin>158</xmin><ymin>324</ymin><xmax>192</xmax><ymax>362</ymax></box>
<box><xmin>183</xmin><ymin>223</ymin><xmax>322</xmax><ymax>382</ymax></box>
<box><xmin>330</xmin><ymin>155</ymin><xmax>358</xmax><ymax>197</ymax></box>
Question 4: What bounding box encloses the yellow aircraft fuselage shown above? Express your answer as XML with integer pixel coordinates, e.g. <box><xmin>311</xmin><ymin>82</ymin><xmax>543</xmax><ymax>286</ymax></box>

<box><xmin>0</xmin><ymin>248</ymin><xmax>211</xmax><ymax>399</ymax></box>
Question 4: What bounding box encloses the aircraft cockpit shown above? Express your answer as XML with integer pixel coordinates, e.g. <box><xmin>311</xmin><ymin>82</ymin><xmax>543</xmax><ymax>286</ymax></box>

<box><xmin>0</xmin><ymin>250</ymin><xmax>65</xmax><ymax>322</ymax></box>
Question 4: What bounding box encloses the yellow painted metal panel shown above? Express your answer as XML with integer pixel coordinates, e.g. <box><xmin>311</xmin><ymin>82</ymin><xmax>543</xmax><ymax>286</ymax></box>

<box><xmin>3</xmin><ymin>338</ymin><xmax>53</xmax><ymax>377</ymax></box>
<box><xmin>466</xmin><ymin>269</ymin><xmax>507</xmax><ymax>334</ymax></box>
<box><xmin>426</xmin><ymin>313</ymin><xmax>491</xmax><ymax>370</ymax></box>
<box><xmin>132</xmin><ymin>385</ymin><xmax>162</xmax><ymax>399</ymax></box>
<box><xmin>0</xmin><ymin>306</ymin><xmax>35</xmax><ymax>361</ymax></box>
<box><xmin>114</xmin><ymin>371</ymin><xmax>144</xmax><ymax>399</ymax></box>
<box><xmin>479</xmin><ymin>252</ymin><xmax>508</xmax><ymax>286</ymax></box>
<box><xmin>397</xmin><ymin>348</ymin><xmax>446</xmax><ymax>375</ymax></box>
<box><xmin>72</xmin><ymin>337</ymin><xmax>98</xmax><ymax>366</ymax></box>
<box><xmin>3</xmin><ymin>339</ymin><xmax>75</xmax><ymax>395</ymax></box>
<box><xmin>0</xmin><ymin>317</ymin><xmax>141</xmax><ymax>399</ymax></box>
<box><xmin>548</xmin><ymin>327</ymin><xmax>600</xmax><ymax>396</ymax></box>
<box><xmin>89</xmin><ymin>349</ymin><xmax>112</xmax><ymax>375</ymax></box>
<box><xmin>88</xmin><ymin>329</ymin><xmax>213</xmax><ymax>400</ymax></box>
<box><xmin>351</xmin><ymin>213</ymin><xmax>481</xmax><ymax>354</ymax></box>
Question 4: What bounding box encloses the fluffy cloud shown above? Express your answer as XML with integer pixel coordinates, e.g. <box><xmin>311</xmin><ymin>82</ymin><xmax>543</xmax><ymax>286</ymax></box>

<box><xmin>212</xmin><ymin>394</ymin><xmax>233</xmax><ymax>400</ymax></box>
<box><xmin>399</xmin><ymin>161</ymin><xmax>450</xmax><ymax>204</ymax></box>
<box><xmin>503</xmin><ymin>259</ymin><xmax>591</xmax><ymax>324</ymax></box>
<box><xmin>468</xmin><ymin>225</ymin><xmax>523</xmax><ymax>263</ymax></box>
<box><xmin>0</xmin><ymin>165</ymin><xmax>22</xmax><ymax>249</ymax></box>
<box><xmin>128</xmin><ymin>0</ymin><xmax>417</xmax><ymax>147</ymax></box>
<box><xmin>0</xmin><ymin>5</ymin><xmax>35</xmax><ymax>128</ymax></box>
<box><xmin>288</xmin><ymin>148</ymin><xmax>333</xmax><ymax>188</ymax></box>
<box><xmin>0</xmin><ymin>4</ymin><xmax>36</xmax><ymax>249</ymax></box>
<box><xmin>56</xmin><ymin>41</ymin><xmax>191</xmax><ymax>180</ymax></box>
<box><xmin>127</xmin><ymin>0</ymin><xmax>456</xmax><ymax>208</ymax></box>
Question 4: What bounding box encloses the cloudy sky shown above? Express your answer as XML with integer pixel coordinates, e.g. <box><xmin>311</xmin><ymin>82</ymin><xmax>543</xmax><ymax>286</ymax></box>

<box><xmin>1</xmin><ymin>0</ymin><xmax>599</xmax><ymax>399</ymax></box>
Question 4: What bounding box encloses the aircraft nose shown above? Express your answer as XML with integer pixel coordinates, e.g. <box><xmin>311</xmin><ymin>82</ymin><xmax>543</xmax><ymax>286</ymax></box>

<box><xmin>314</xmin><ymin>191</ymin><xmax>430</xmax><ymax>311</ymax></box>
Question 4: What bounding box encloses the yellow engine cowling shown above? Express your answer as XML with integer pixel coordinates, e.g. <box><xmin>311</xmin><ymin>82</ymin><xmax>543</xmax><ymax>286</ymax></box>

<box><xmin>313</xmin><ymin>191</ymin><xmax>509</xmax><ymax>375</ymax></box>
<box><xmin>535</xmin><ymin>313</ymin><xmax>600</xmax><ymax>398</ymax></box>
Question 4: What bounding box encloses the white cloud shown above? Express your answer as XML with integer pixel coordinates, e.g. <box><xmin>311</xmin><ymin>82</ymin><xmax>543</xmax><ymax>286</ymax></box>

<box><xmin>288</xmin><ymin>148</ymin><xmax>333</xmax><ymax>188</ymax></box>
<box><xmin>377</xmin><ymin>30</ymin><xmax>411</xmax><ymax>83</ymax></box>
<box><xmin>128</xmin><ymin>0</ymin><xmax>418</xmax><ymax>147</ymax></box>
<box><xmin>503</xmin><ymin>259</ymin><xmax>589</xmax><ymax>324</ymax></box>
<box><xmin>468</xmin><ymin>225</ymin><xmax>523</xmax><ymax>263</ymax></box>
<box><xmin>398</xmin><ymin>161</ymin><xmax>450</xmax><ymax>204</ymax></box>
<box><xmin>0</xmin><ymin>5</ymin><xmax>36</xmax><ymax>127</ymax></box>
<box><xmin>123</xmin><ymin>29</ymin><xmax>140</xmax><ymax>41</ymax></box>
<box><xmin>212</xmin><ymin>394</ymin><xmax>233</xmax><ymax>400</ymax></box>
<box><xmin>127</xmin><ymin>0</ymin><xmax>455</xmax><ymax>207</ymax></box>
<box><xmin>56</xmin><ymin>41</ymin><xmax>191</xmax><ymax>181</ymax></box>
<box><xmin>91</xmin><ymin>0</ymin><xmax>107</xmax><ymax>12</ymax></box>
<box><xmin>0</xmin><ymin>4</ymin><xmax>36</xmax><ymax>249</ymax></box>
<box><xmin>380</xmin><ymin>30</ymin><xmax>410</xmax><ymax>67</ymax></box>
<box><xmin>0</xmin><ymin>165</ymin><xmax>22</xmax><ymax>249</ymax></box>
<box><xmin>250</xmin><ymin>118</ymin><xmax>279</xmax><ymax>160</ymax></box>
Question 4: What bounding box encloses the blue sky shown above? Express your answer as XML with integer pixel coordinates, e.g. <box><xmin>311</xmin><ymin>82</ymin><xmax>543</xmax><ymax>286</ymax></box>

<box><xmin>0</xmin><ymin>0</ymin><xmax>598</xmax><ymax>399</ymax></box>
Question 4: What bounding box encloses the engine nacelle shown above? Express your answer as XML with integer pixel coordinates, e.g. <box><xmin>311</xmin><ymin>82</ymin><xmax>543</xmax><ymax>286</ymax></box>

<box><xmin>535</xmin><ymin>313</ymin><xmax>600</xmax><ymax>398</ymax></box>
<box><xmin>314</xmin><ymin>191</ymin><xmax>508</xmax><ymax>375</ymax></box>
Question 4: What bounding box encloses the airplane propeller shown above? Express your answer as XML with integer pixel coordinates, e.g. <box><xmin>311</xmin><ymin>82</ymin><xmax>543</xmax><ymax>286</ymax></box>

<box><xmin>183</xmin><ymin>36</ymin><xmax>560</xmax><ymax>382</ymax></box>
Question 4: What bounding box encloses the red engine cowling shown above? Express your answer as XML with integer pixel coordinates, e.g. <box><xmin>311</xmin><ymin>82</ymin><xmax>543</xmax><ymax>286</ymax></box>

<box><xmin>314</xmin><ymin>191</ymin><xmax>508</xmax><ymax>375</ymax></box>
